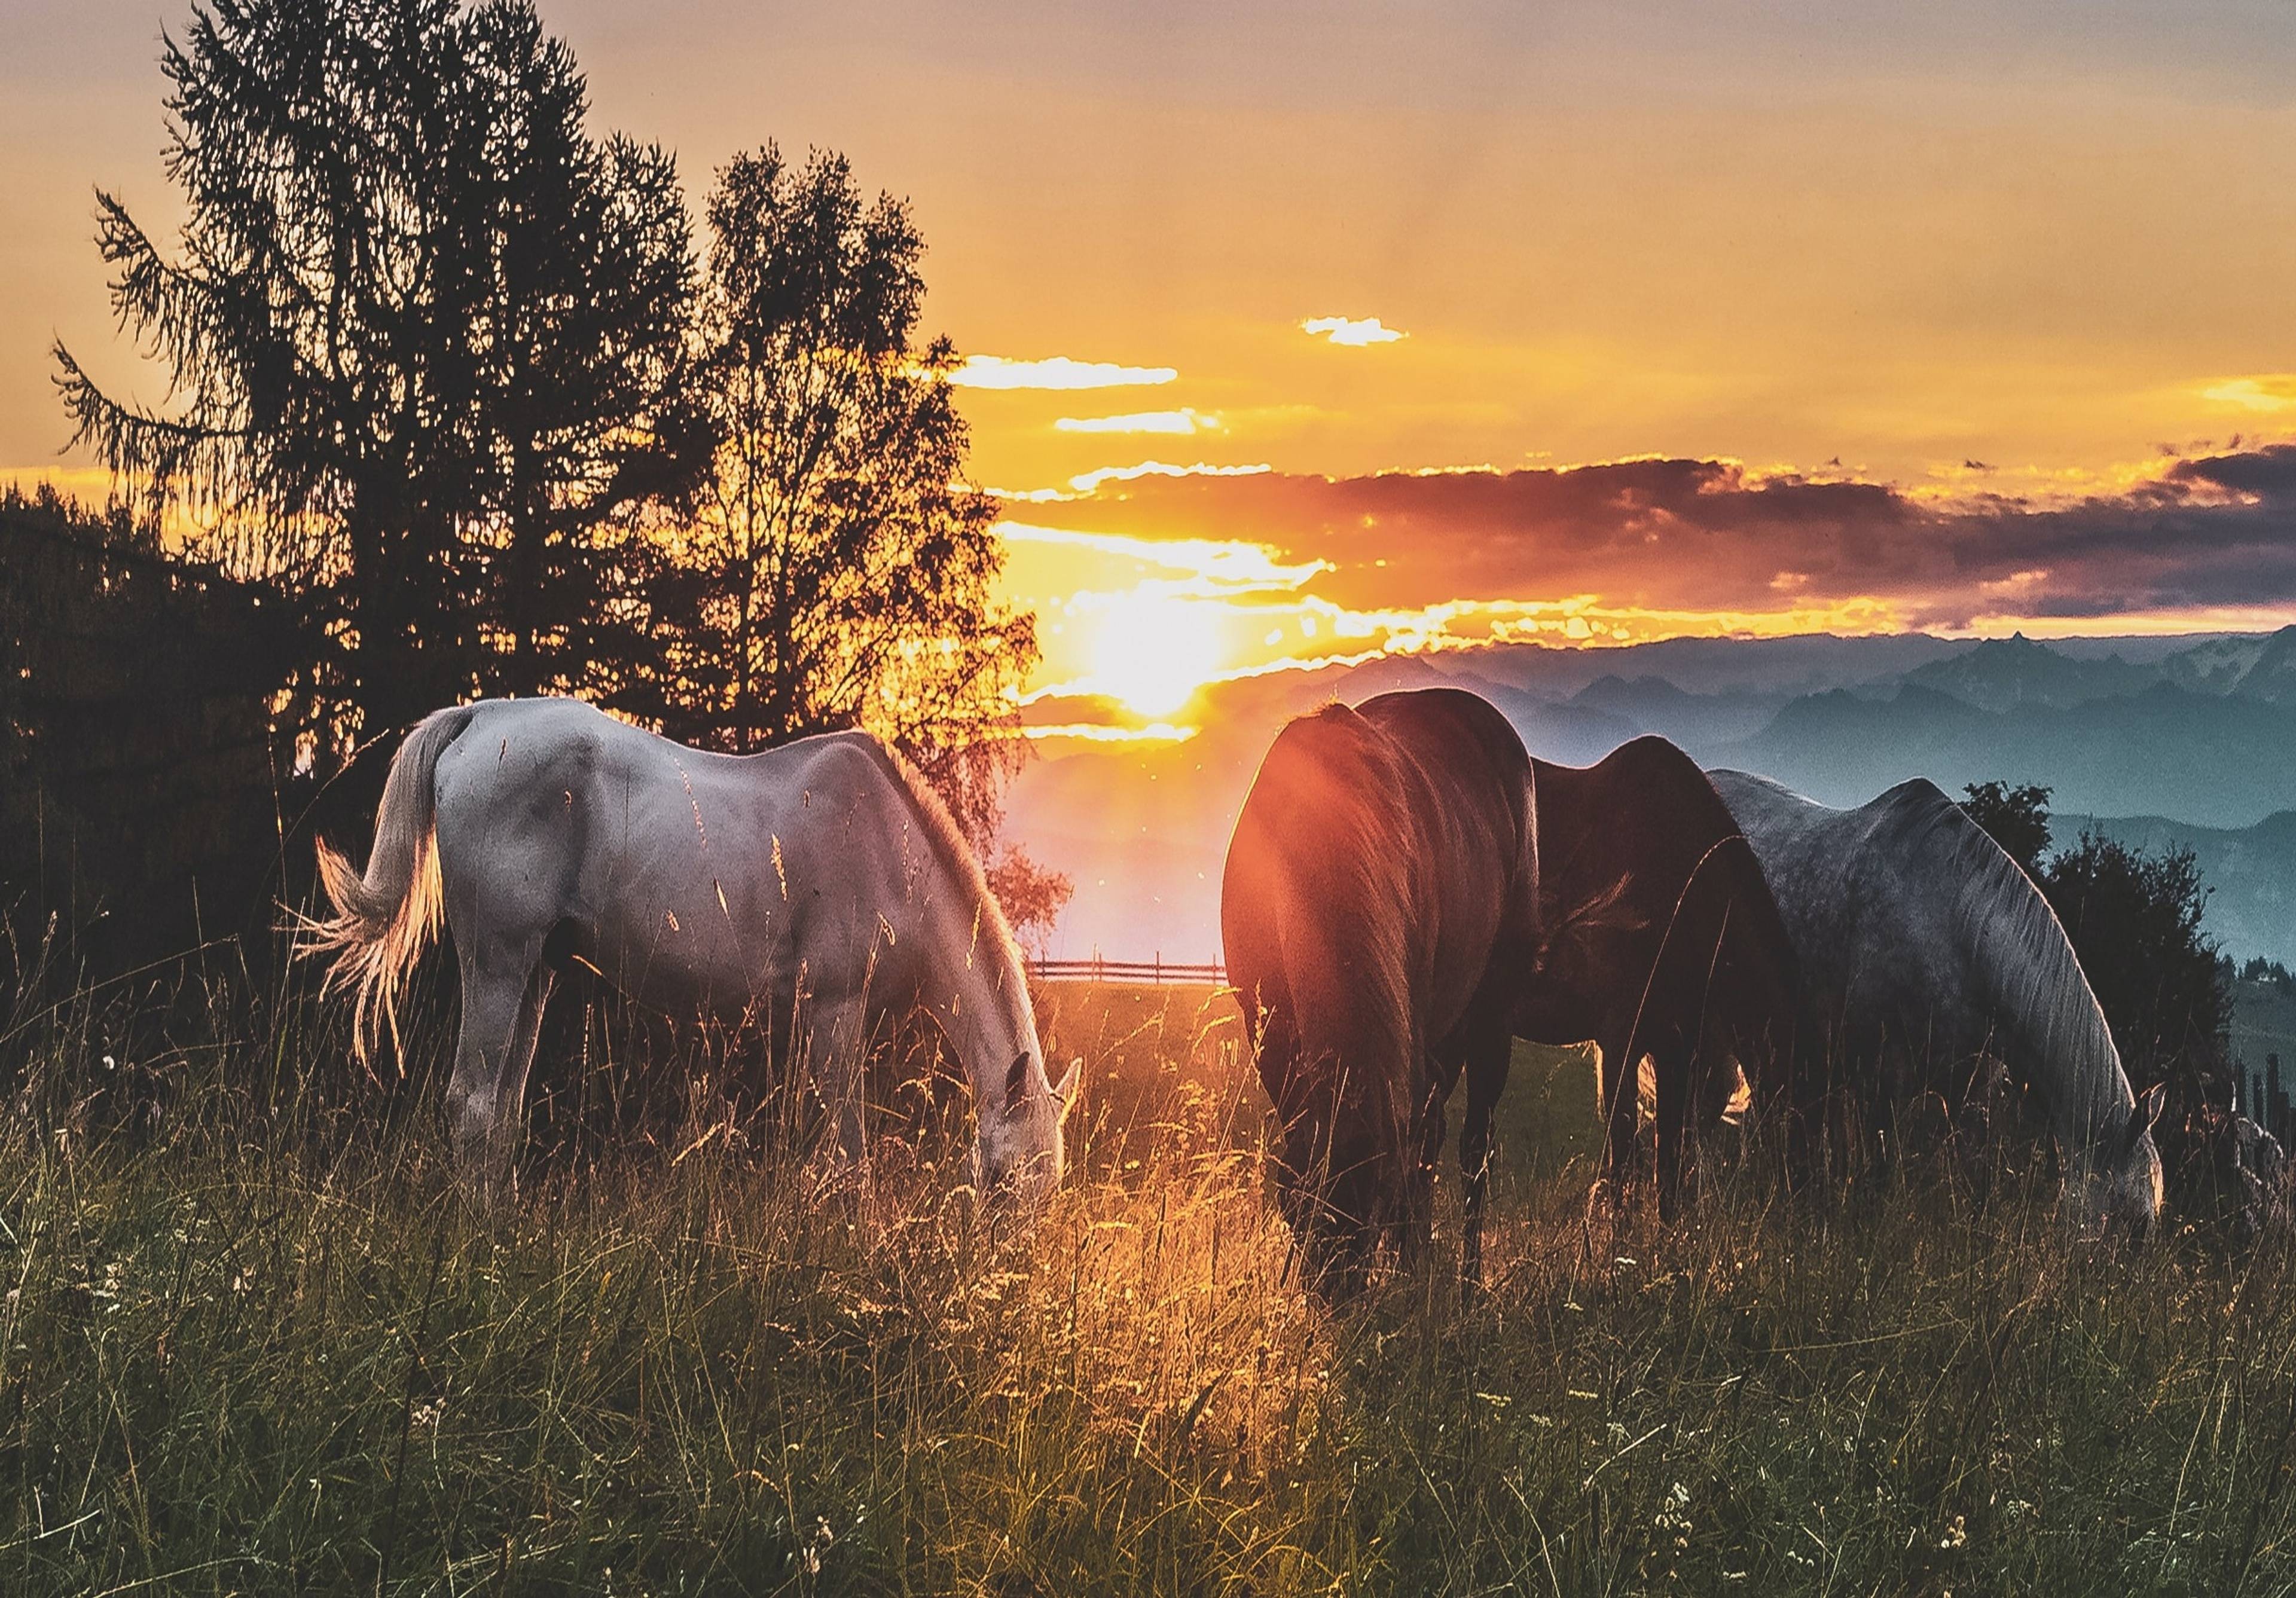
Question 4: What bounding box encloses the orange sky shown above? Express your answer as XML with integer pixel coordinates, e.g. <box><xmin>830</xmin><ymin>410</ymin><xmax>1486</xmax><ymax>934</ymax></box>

<box><xmin>9</xmin><ymin>1</ymin><xmax>2296</xmax><ymax>717</ymax></box>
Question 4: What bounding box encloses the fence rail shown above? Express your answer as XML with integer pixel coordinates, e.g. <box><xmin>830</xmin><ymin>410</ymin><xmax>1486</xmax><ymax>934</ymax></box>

<box><xmin>1029</xmin><ymin>955</ymin><xmax>1226</xmax><ymax>986</ymax></box>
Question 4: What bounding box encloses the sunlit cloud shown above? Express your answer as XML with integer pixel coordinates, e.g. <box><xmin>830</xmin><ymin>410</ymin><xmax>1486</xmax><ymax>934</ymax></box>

<box><xmin>1054</xmin><ymin>408</ymin><xmax>1223</xmax><ymax>435</ymax></box>
<box><xmin>1017</xmin><ymin>722</ymin><xmax>1199</xmax><ymax>744</ymax></box>
<box><xmin>993</xmin><ymin>442</ymin><xmax>2296</xmax><ymax>728</ymax></box>
<box><xmin>1260</xmin><ymin>592</ymin><xmax>1907</xmax><ymax>658</ymax></box>
<box><xmin>1036</xmin><ymin>447</ymin><xmax>2296</xmax><ymax>633</ymax></box>
<box><xmin>2200</xmin><ymin>376</ymin><xmax>2296</xmax><ymax>413</ymax></box>
<box><xmin>998</xmin><ymin>521</ymin><xmax>1326</xmax><ymax>594</ymax></box>
<box><xmin>1300</xmin><ymin>315</ymin><xmax>1406</xmax><ymax>347</ymax></box>
<box><xmin>1067</xmin><ymin>460</ymin><xmax>1272</xmax><ymax>493</ymax></box>
<box><xmin>948</xmin><ymin>355</ymin><xmax>1178</xmax><ymax>390</ymax></box>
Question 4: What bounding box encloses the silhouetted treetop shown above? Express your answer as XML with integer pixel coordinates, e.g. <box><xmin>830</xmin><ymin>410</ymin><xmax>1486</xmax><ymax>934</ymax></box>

<box><xmin>55</xmin><ymin>0</ymin><xmax>701</xmax><ymax>746</ymax></box>
<box><xmin>1961</xmin><ymin>780</ymin><xmax>2052</xmax><ymax>877</ymax></box>
<box><xmin>624</xmin><ymin>145</ymin><xmax>1037</xmax><ymax>844</ymax></box>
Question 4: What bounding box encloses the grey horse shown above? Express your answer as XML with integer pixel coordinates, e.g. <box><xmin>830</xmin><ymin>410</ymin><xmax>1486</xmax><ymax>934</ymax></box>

<box><xmin>1709</xmin><ymin>769</ymin><xmax>2163</xmax><ymax>1230</ymax></box>
<box><xmin>302</xmin><ymin>698</ymin><xmax>1074</xmax><ymax>1204</ymax></box>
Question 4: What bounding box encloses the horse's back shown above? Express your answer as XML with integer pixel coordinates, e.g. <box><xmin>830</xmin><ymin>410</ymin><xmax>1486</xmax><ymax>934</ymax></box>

<box><xmin>428</xmin><ymin>700</ymin><xmax>920</xmax><ymax>1012</ymax></box>
<box><xmin>1351</xmin><ymin>688</ymin><xmax>1538</xmax><ymax>936</ymax></box>
<box><xmin>1709</xmin><ymin>770</ymin><xmax>1855</xmax><ymax>941</ymax></box>
<box><xmin>1354</xmin><ymin>688</ymin><xmax>1534</xmax><ymax>812</ymax></box>
<box><xmin>1714</xmin><ymin>769</ymin><xmax>1986</xmax><ymax>1064</ymax></box>
<box><xmin>1538</xmin><ymin>737</ymin><xmax>1740</xmax><ymax>885</ymax></box>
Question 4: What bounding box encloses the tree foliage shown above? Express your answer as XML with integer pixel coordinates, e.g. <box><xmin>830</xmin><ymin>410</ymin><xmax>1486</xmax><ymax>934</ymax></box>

<box><xmin>622</xmin><ymin>146</ymin><xmax>1036</xmax><ymax>843</ymax></box>
<box><xmin>1960</xmin><ymin>780</ymin><xmax>2052</xmax><ymax>878</ymax></box>
<box><xmin>1959</xmin><ymin>781</ymin><xmax>2230</xmax><ymax>1083</ymax></box>
<box><xmin>2044</xmin><ymin>829</ymin><xmax>2229</xmax><ymax>1080</ymax></box>
<box><xmin>53</xmin><ymin>0</ymin><xmax>700</xmax><ymax>745</ymax></box>
<box><xmin>984</xmin><ymin>845</ymin><xmax>1073</xmax><ymax>957</ymax></box>
<box><xmin>0</xmin><ymin>486</ymin><xmax>303</xmax><ymax>971</ymax></box>
<box><xmin>42</xmin><ymin>3</ymin><xmax>1055</xmax><ymax>978</ymax></box>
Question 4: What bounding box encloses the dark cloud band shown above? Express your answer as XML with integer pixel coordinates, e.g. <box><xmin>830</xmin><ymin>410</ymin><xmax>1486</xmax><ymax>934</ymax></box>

<box><xmin>1044</xmin><ymin>446</ymin><xmax>2296</xmax><ymax>628</ymax></box>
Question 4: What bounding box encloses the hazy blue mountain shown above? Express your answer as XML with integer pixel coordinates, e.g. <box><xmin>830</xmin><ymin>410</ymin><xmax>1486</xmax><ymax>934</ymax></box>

<box><xmin>1901</xmin><ymin>632</ymin><xmax>2160</xmax><ymax>712</ymax></box>
<box><xmin>1452</xmin><ymin>631</ymin><xmax>1964</xmax><ymax>701</ymax></box>
<box><xmin>2227</xmin><ymin>626</ymin><xmax>2296</xmax><ymax>705</ymax></box>
<box><xmin>1714</xmin><ymin>682</ymin><xmax>2296</xmax><ymax>829</ymax></box>
<box><xmin>2053</xmin><ymin>633</ymin><xmax>2252</xmax><ymax>665</ymax></box>
<box><xmin>2057</xmin><ymin>810</ymin><xmax>2296</xmax><ymax>968</ymax></box>
<box><xmin>1567</xmin><ymin>674</ymin><xmax>1785</xmax><ymax>745</ymax></box>
<box><xmin>2164</xmin><ymin>633</ymin><xmax>2276</xmax><ymax>695</ymax></box>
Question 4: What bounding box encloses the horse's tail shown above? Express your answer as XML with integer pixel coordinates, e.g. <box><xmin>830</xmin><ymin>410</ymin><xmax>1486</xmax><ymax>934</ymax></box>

<box><xmin>297</xmin><ymin>704</ymin><xmax>478</xmax><ymax>1067</ymax></box>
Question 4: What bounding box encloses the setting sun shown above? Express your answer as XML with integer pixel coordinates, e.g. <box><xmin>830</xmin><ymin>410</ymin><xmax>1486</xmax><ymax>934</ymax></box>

<box><xmin>1086</xmin><ymin>595</ymin><xmax>1223</xmax><ymax>717</ymax></box>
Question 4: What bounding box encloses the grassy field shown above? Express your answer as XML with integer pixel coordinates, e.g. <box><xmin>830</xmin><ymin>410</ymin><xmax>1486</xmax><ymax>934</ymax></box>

<box><xmin>4</xmin><ymin>978</ymin><xmax>2295</xmax><ymax>1595</ymax></box>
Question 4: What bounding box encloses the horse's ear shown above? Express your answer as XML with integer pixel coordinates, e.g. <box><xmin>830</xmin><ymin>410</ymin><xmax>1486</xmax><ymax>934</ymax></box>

<box><xmin>1005</xmin><ymin>1051</ymin><xmax>1032</xmax><ymax>1114</ymax></box>
<box><xmin>1054</xmin><ymin>1058</ymin><xmax>1082</xmax><ymax>1124</ymax></box>
<box><xmin>2132</xmin><ymin>1081</ymin><xmax>2167</xmax><ymax>1146</ymax></box>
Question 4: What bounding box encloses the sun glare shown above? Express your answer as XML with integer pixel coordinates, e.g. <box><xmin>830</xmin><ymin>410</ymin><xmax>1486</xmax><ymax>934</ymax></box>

<box><xmin>1088</xmin><ymin>596</ymin><xmax>1222</xmax><ymax>717</ymax></box>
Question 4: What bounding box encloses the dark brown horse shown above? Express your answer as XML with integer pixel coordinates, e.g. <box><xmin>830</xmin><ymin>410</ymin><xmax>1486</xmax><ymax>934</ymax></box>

<box><xmin>1504</xmin><ymin>737</ymin><xmax>1803</xmax><ymax>1217</ymax></box>
<box><xmin>1222</xmin><ymin>689</ymin><xmax>1540</xmax><ymax>1291</ymax></box>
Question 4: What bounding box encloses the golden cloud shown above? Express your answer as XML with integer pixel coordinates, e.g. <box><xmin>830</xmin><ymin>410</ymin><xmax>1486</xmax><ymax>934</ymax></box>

<box><xmin>948</xmin><ymin>355</ymin><xmax>1178</xmax><ymax>390</ymax></box>
<box><xmin>1300</xmin><ymin>315</ymin><xmax>1406</xmax><ymax>347</ymax></box>
<box><xmin>1065</xmin><ymin>460</ymin><xmax>1272</xmax><ymax>493</ymax></box>
<box><xmin>1054</xmin><ymin>408</ymin><xmax>1223</xmax><ymax>435</ymax></box>
<box><xmin>2200</xmin><ymin>376</ymin><xmax>2296</xmax><ymax>413</ymax></box>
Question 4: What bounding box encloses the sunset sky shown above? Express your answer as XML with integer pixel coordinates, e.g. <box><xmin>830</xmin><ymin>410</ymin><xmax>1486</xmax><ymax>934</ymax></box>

<box><xmin>8</xmin><ymin>0</ymin><xmax>2296</xmax><ymax>725</ymax></box>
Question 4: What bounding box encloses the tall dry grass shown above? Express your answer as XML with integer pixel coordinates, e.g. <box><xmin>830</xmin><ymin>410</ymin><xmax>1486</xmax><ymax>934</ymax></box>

<box><xmin>1</xmin><ymin>975</ymin><xmax>2292</xmax><ymax>1594</ymax></box>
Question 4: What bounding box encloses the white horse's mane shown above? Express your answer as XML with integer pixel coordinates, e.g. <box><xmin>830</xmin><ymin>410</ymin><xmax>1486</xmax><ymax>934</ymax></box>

<box><xmin>853</xmin><ymin>736</ymin><xmax>1031</xmax><ymax>995</ymax></box>
<box><xmin>1870</xmin><ymin>779</ymin><xmax>2131</xmax><ymax>1145</ymax></box>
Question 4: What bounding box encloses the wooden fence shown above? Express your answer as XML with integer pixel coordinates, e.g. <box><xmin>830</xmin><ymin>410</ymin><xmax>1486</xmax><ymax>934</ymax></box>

<box><xmin>1028</xmin><ymin>954</ymin><xmax>1226</xmax><ymax>986</ymax></box>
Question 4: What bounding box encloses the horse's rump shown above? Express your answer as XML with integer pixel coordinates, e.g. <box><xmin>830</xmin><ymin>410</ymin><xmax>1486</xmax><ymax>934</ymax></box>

<box><xmin>1510</xmin><ymin>738</ymin><xmax>1799</xmax><ymax>1199</ymax></box>
<box><xmin>1222</xmin><ymin>689</ymin><xmax>1538</xmax><ymax>1273</ymax></box>
<box><xmin>1711</xmin><ymin>768</ymin><xmax>2157</xmax><ymax>1222</ymax></box>
<box><xmin>1224</xmin><ymin>705</ymin><xmax>1422</xmax><ymax>1193</ymax></box>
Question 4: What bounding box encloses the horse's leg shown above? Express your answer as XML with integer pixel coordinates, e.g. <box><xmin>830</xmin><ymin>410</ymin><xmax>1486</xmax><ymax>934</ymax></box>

<box><xmin>1598</xmin><ymin>1023</ymin><xmax>1638</xmax><ymax>1209</ymax></box>
<box><xmin>801</xmin><ymin>986</ymin><xmax>873</xmax><ymax>1196</ymax></box>
<box><xmin>1654</xmin><ymin>1034</ymin><xmax>1691</xmax><ymax>1223</ymax></box>
<box><xmin>447</xmin><ymin>946</ymin><xmax>550</xmax><ymax>1197</ymax></box>
<box><xmin>1778</xmin><ymin>1016</ymin><xmax>1832</xmax><ymax>1196</ymax></box>
<box><xmin>1408</xmin><ymin>1036</ymin><xmax>1465</xmax><ymax>1270</ymax></box>
<box><xmin>1402</xmin><ymin>1074</ymin><xmax>1443</xmax><ymax>1269</ymax></box>
<box><xmin>1459</xmin><ymin>1010</ymin><xmax>1510</xmax><ymax>1294</ymax></box>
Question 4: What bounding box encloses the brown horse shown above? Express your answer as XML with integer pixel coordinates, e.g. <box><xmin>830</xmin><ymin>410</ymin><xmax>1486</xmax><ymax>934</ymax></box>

<box><xmin>1222</xmin><ymin>689</ymin><xmax>1540</xmax><ymax>1291</ymax></box>
<box><xmin>1504</xmin><ymin>737</ymin><xmax>1803</xmax><ymax>1218</ymax></box>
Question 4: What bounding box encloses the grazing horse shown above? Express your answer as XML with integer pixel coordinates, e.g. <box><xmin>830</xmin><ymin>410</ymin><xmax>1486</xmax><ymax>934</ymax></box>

<box><xmin>1222</xmin><ymin>689</ymin><xmax>1540</xmax><ymax>1292</ymax></box>
<box><xmin>1709</xmin><ymin>770</ymin><xmax>2163</xmax><ymax>1230</ymax></box>
<box><xmin>1507</xmin><ymin>738</ymin><xmax>1803</xmax><ymax>1217</ymax></box>
<box><xmin>301</xmin><ymin>698</ymin><xmax>1076</xmax><ymax>1204</ymax></box>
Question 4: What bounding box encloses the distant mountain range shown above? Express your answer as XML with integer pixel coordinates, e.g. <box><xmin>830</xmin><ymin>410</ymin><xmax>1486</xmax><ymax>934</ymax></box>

<box><xmin>2054</xmin><ymin>811</ymin><xmax>2296</xmax><ymax>970</ymax></box>
<box><xmin>1007</xmin><ymin>627</ymin><xmax>2296</xmax><ymax>965</ymax></box>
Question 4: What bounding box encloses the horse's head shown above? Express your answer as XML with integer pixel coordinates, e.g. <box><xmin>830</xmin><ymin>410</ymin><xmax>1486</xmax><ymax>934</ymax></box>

<box><xmin>2069</xmin><ymin>1080</ymin><xmax>2167</xmax><ymax>1236</ymax></box>
<box><xmin>1267</xmin><ymin>1067</ymin><xmax>1404</xmax><ymax>1298</ymax></box>
<box><xmin>972</xmin><ymin>1049</ymin><xmax>1079</xmax><ymax>1214</ymax></box>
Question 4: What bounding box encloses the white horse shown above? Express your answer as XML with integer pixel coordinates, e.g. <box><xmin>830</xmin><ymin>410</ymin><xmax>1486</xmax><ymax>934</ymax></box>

<box><xmin>301</xmin><ymin>698</ymin><xmax>1075</xmax><ymax>1203</ymax></box>
<box><xmin>1709</xmin><ymin>769</ymin><xmax>2163</xmax><ymax>1230</ymax></box>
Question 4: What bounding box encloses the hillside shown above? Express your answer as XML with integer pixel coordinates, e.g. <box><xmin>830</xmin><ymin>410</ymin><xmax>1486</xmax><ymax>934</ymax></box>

<box><xmin>2231</xmin><ymin>977</ymin><xmax>2296</xmax><ymax>1091</ymax></box>
<box><xmin>2061</xmin><ymin>811</ymin><xmax>2296</xmax><ymax>967</ymax></box>
<box><xmin>1714</xmin><ymin>681</ymin><xmax>2296</xmax><ymax>829</ymax></box>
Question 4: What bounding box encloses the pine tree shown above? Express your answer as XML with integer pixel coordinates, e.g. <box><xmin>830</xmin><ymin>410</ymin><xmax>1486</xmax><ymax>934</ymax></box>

<box><xmin>54</xmin><ymin>0</ymin><xmax>700</xmax><ymax>751</ymax></box>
